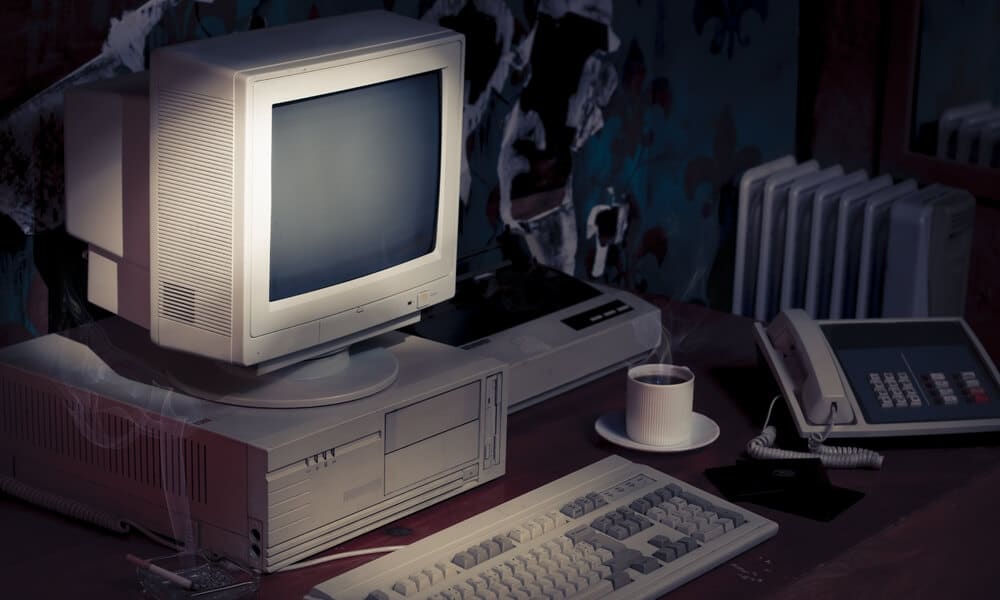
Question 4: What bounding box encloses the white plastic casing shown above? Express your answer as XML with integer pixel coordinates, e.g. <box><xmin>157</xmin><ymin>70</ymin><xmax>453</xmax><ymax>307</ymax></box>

<box><xmin>64</xmin><ymin>72</ymin><xmax>151</xmax><ymax>330</ymax></box>
<box><xmin>148</xmin><ymin>11</ymin><xmax>464</xmax><ymax>366</ymax></box>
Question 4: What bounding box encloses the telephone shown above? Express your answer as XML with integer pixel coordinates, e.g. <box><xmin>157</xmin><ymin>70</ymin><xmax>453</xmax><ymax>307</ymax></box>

<box><xmin>753</xmin><ymin>309</ymin><xmax>1000</xmax><ymax>439</ymax></box>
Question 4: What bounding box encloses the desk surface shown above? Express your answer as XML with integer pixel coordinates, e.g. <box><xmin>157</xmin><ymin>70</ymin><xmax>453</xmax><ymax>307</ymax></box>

<box><xmin>2</xmin><ymin>300</ymin><xmax>999</xmax><ymax>599</ymax></box>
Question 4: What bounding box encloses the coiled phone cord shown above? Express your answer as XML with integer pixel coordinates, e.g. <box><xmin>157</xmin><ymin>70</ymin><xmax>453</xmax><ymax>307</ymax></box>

<box><xmin>746</xmin><ymin>395</ymin><xmax>884</xmax><ymax>469</ymax></box>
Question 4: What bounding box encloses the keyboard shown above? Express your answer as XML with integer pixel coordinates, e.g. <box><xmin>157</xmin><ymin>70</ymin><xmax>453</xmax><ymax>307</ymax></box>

<box><xmin>305</xmin><ymin>455</ymin><xmax>778</xmax><ymax>600</ymax></box>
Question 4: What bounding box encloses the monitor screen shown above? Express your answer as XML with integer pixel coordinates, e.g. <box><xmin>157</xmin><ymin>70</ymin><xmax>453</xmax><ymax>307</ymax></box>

<box><xmin>269</xmin><ymin>71</ymin><xmax>442</xmax><ymax>301</ymax></box>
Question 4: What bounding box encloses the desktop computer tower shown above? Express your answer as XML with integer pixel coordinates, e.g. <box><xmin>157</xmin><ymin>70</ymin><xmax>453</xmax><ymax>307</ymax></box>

<box><xmin>0</xmin><ymin>319</ymin><xmax>507</xmax><ymax>573</ymax></box>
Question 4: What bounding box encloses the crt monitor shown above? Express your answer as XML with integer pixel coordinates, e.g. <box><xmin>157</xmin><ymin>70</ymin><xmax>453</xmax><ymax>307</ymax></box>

<box><xmin>64</xmin><ymin>11</ymin><xmax>465</xmax><ymax>407</ymax></box>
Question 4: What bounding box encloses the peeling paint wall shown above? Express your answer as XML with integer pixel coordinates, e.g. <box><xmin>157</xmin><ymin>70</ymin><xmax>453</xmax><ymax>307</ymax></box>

<box><xmin>0</xmin><ymin>0</ymin><xmax>799</xmax><ymax>342</ymax></box>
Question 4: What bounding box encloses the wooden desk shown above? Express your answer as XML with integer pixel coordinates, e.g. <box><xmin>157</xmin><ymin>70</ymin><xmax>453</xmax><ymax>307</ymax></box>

<box><xmin>2</xmin><ymin>301</ymin><xmax>998</xmax><ymax>599</ymax></box>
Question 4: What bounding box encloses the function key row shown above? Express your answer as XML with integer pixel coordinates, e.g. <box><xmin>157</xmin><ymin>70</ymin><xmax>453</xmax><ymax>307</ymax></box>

<box><xmin>559</xmin><ymin>492</ymin><xmax>608</xmax><ymax>519</ymax></box>
<box><xmin>507</xmin><ymin>511</ymin><xmax>571</xmax><ymax>544</ymax></box>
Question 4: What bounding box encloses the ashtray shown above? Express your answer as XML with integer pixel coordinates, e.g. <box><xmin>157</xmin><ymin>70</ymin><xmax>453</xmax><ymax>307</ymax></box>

<box><xmin>135</xmin><ymin>552</ymin><xmax>259</xmax><ymax>600</ymax></box>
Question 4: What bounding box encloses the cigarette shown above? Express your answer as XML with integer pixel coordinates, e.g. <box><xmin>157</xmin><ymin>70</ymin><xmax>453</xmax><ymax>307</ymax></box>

<box><xmin>126</xmin><ymin>553</ymin><xmax>195</xmax><ymax>590</ymax></box>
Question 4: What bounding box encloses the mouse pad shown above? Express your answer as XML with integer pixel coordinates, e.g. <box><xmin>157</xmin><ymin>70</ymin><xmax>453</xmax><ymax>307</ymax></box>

<box><xmin>704</xmin><ymin>458</ymin><xmax>864</xmax><ymax>522</ymax></box>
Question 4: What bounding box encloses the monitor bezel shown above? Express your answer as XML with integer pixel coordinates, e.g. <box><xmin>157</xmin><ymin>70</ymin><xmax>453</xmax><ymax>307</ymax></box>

<box><xmin>245</xmin><ymin>45</ymin><xmax>461</xmax><ymax>338</ymax></box>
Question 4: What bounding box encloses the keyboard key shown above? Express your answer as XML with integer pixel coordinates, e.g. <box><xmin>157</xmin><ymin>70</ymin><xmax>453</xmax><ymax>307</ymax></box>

<box><xmin>511</xmin><ymin>569</ymin><xmax>533</xmax><ymax>586</ymax></box>
<box><xmin>694</xmin><ymin>524</ymin><xmax>725</xmax><ymax>542</ymax></box>
<box><xmin>560</xmin><ymin>502</ymin><xmax>583</xmax><ymax>518</ymax></box>
<box><xmin>469</xmin><ymin>545</ymin><xmax>489</xmax><ymax>563</ymax></box>
<box><xmin>678</xmin><ymin>537</ymin><xmax>700</xmax><ymax>552</ymax></box>
<box><xmin>365</xmin><ymin>591</ymin><xmax>390</xmax><ymax>600</ymax></box>
<box><xmin>566</xmin><ymin>524</ymin><xmax>595</xmax><ymax>545</ymax></box>
<box><xmin>621</xmin><ymin>519</ymin><xmax>641</xmax><ymax>535</ymax></box>
<box><xmin>590</xmin><ymin>516</ymin><xmax>612</xmax><ymax>533</ymax></box>
<box><xmin>529</xmin><ymin>547</ymin><xmax>549</xmax><ymax>562</ymax></box>
<box><xmin>568</xmin><ymin>574</ymin><xmax>589</xmax><ymax>592</ymax></box>
<box><xmin>468</xmin><ymin>577</ymin><xmax>488</xmax><ymax>594</ymax></box>
<box><xmin>492</xmin><ymin>535</ymin><xmax>515</xmax><ymax>552</ymax></box>
<box><xmin>524</xmin><ymin>521</ymin><xmax>543</xmax><ymax>539</ymax></box>
<box><xmin>411</xmin><ymin>571</ymin><xmax>431</xmax><ymax>590</ymax></box>
<box><xmin>680</xmin><ymin>493</ymin><xmax>714</xmax><ymax>510</ymax></box>
<box><xmin>436</xmin><ymin>562</ymin><xmax>455</xmax><ymax>580</ymax></box>
<box><xmin>422</xmin><ymin>567</ymin><xmax>441</xmax><ymax>585</ymax></box>
<box><xmin>548</xmin><ymin>570</ymin><xmax>568</xmax><ymax>587</ymax></box>
<box><xmin>676</xmin><ymin>522</ymin><xmax>697</xmax><ymax>535</ymax></box>
<box><xmin>643</xmin><ymin>492</ymin><xmax>663</xmax><ymax>506</ymax></box>
<box><xmin>537</xmin><ymin>577</ymin><xmax>556</xmax><ymax>595</ymax></box>
<box><xmin>452</xmin><ymin>551</ymin><xmax>476</xmax><ymax>569</ymax></box>
<box><xmin>647</xmin><ymin>506</ymin><xmax>667</xmax><ymax>522</ymax></box>
<box><xmin>392</xmin><ymin>578</ymin><xmax>418</xmax><ymax>596</ymax></box>
<box><xmin>607</xmin><ymin>524</ymin><xmax>629</xmax><ymax>539</ymax></box>
<box><xmin>492</xmin><ymin>563</ymin><xmax>512</xmax><ymax>579</ymax></box>
<box><xmin>659</xmin><ymin>501</ymin><xmax>678</xmax><ymax>515</ymax></box>
<box><xmin>606</xmin><ymin>570</ymin><xmax>633</xmax><ymax>590</ymax></box>
<box><xmin>481</xmin><ymin>539</ymin><xmax>501</xmax><ymax>559</ymax></box>
<box><xmin>606</xmin><ymin>547</ymin><xmax>643</xmax><ymax>573</ymax></box>
<box><xmin>653</xmin><ymin>546</ymin><xmax>678</xmax><ymax>562</ymax></box>
<box><xmin>653</xmin><ymin>487</ymin><xmax>674</xmax><ymax>502</ymax></box>
<box><xmin>634</xmin><ymin>556</ymin><xmax>662</xmax><ymax>574</ymax></box>
<box><xmin>664</xmin><ymin>541</ymin><xmax>688</xmax><ymax>558</ymax></box>
<box><xmin>716</xmin><ymin>508</ymin><xmax>746</xmax><ymax>527</ymax></box>
<box><xmin>630</xmin><ymin>498</ymin><xmax>652</xmax><ymax>513</ymax></box>
<box><xmin>508</xmin><ymin>527</ymin><xmax>529</xmax><ymax>543</ymax></box>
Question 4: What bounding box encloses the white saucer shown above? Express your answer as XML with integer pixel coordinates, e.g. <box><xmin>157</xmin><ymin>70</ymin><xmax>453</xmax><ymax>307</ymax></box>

<box><xmin>594</xmin><ymin>410</ymin><xmax>720</xmax><ymax>453</ymax></box>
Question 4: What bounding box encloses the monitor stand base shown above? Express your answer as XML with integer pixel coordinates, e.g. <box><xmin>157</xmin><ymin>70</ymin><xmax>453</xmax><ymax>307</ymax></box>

<box><xmin>165</xmin><ymin>345</ymin><xmax>399</xmax><ymax>408</ymax></box>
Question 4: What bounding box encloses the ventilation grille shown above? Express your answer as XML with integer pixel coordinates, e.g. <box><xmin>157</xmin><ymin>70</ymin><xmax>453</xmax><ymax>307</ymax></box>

<box><xmin>0</xmin><ymin>377</ymin><xmax>209</xmax><ymax>504</ymax></box>
<box><xmin>155</xmin><ymin>88</ymin><xmax>234</xmax><ymax>337</ymax></box>
<box><xmin>949</xmin><ymin>207</ymin><xmax>975</xmax><ymax>238</ymax></box>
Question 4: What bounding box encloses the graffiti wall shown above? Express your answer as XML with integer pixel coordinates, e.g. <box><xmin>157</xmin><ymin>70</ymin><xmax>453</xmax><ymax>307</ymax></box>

<box><xmin>0</xmin><ymin>0</ymin><xmax>799</xmax><ymax>342</ymax></box>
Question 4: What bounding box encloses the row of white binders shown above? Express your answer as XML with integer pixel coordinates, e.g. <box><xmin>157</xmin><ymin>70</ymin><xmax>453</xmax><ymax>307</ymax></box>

<box><xmin>732</xmin><ymin>156</ymin><xmax>976</xmax><ymax>322</ymax></box>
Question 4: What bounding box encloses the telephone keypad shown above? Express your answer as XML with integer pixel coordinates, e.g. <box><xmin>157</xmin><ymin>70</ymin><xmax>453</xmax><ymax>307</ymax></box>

<box><xmin>869</xmin><ymin>372</ymin><xmax>927</xmax><ymax>409</ymax></box>
<box><xmin>823</xmin><ymin>320</ymin><xmax>999</xmax><ymax>426</ymax></box>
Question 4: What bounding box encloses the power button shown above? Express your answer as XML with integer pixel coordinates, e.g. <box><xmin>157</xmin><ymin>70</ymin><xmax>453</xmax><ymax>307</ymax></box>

<box><xmin>417</xmin><ymin>290</ymin><xmax>435</xmax><ymax>308</ymax></box>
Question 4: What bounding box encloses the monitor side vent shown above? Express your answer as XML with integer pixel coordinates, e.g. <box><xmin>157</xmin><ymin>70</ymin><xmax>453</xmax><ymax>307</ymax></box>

<box><xmin>154</xmin><ymin>88</ymin><xmax>234</xmax><ymax>338</ymax></box>
<box><xmin>0</xmin><ymin>377</ymin><xmax>209</xmax><ymax>505</ymax></box>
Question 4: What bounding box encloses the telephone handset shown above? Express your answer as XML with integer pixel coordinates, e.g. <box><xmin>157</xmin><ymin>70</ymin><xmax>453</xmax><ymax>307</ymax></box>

<box><xmin>751</xmin><ymin>309</ymin><xmax>883</xmax><ymax>469</ymax></box>
<box><xmin>759</xmin><ymin>309</ymin><xmax>855</xmax><ymax>426</ymax></box>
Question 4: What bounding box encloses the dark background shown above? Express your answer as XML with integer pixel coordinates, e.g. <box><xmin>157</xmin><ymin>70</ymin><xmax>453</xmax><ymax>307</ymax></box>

<box><xmin>0</xmin><ymin>0</ymin><xmax>996</xmax><ymax>357</ymax></box>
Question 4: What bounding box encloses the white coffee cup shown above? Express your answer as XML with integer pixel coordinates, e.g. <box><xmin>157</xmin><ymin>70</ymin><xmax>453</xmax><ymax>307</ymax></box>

<box><xmin>625</xmin><ymin>363</ymin><xmax>695</xmax><ymax>446</ymax></box>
